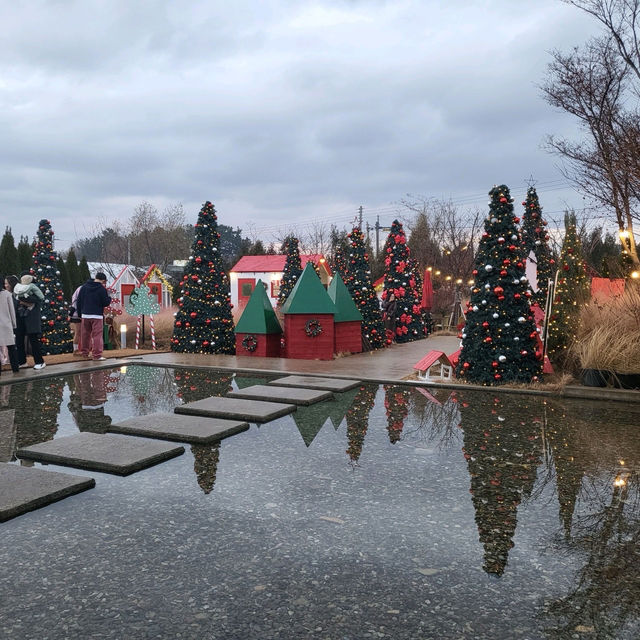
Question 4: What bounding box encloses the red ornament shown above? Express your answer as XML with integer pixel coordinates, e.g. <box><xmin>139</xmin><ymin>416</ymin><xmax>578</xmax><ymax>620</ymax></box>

<box><xmin>500</xmin><ymin>197</ymin><xmax>507</xmax><ymax>203</ymax></box>
<box><xmin>494</xmin><ymin>373</ymin><xmax>501</xmax><ymax>380</ymax></box>
<box><xmin>472</xmin><ymin>269</ymin><xmax>478</xmax><ymax>275</ymax></box>
<box><xmin>190</xmin><ymin>312</ymin><xmax>197</xmax><ymax>318</ymax></box>
<box><xmin>492</xmin><ymin>361</ymin><xmax>498</xmax><ymax>368</ymax></box>
<box><xmin>482</xmin><ymin>321</ymin><xmax>489</xmax><ymax>328</ymax></box>
<box><xmin>500</xmin><ymin>269</ymin><xmax>507</xmax><ymax>276</ymax></box>
<box><xmin>195</xmin><ymin>257</ymin><xmax>202</xmax><ymax>263</ymax></box>
<box><xmin>463</xmin><ymin>362</ymin><xmax>470</xmax><ymax>369</ymax></box>
<box><xmin>514</xmin><ymin>293</ymin><xmax>521</xmax><ymax>299</ymax></box>
<box><xmin>494</xmin><ymin>286</ymin><xmax>503</xmax><ymax>295</ymax></box>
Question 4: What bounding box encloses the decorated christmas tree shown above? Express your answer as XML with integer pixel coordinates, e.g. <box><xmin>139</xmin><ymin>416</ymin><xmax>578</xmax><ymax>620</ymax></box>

<box><xmin>383</xmin><ymin>384</ymin><xmax>411</xmax><ymax>444</ymax></box>
<box><xmin>381</xmin><ymin>220</ymin><xmax>426</xmax><ymax>343</ymax></box>
<box><xmin>345</xmin><ymin>383</ymin><xmax>376</xmax><ymax>464</ymax></box>
<box><xmin>456</xmin><ymin>186</ymin><xmax>542</xmax><ymax>385</ymax></box>
<box><xmin>277</xmin><ymin>236</ymin><xmax>303</xmax><ymax>306</ymax></box>
<box><xmin>343</xmin><ymin>227</ymin><xmax>386</xmax><ymax>350</ymax></box>
<box><xmin>547</xmin><ymin>212</ymin><xmax>589</xmax><ymax>361</ymax></box>
<box><xmin>32</xmin><ymin>219</ymin><xmax>73</xmax><ymax>354</ymax></box>
<box><xmin>171</xmin><ymin>201</ymin><xmax>236</xmax><ymax>354</ymax></box>
<box><xmin>333</xmin><ymin>245</ymin><xmax>348</xmax><ymax>279</ymax></box>
<box><xmin>521</xmin><ymin>187</ymin><xmax>554</xmax><ymax>306</ymax></box>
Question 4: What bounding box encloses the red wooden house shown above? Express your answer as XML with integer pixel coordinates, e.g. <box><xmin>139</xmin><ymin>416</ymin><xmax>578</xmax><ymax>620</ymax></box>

<box><xmin>234</xmin><ymin>279</ymin><xmax>282</xmax><ymax>357</ymax></box>
<box><xmin>327</xmin><ymin>272</ymin><xmax>362</xmax><ymax>354</ymax></box>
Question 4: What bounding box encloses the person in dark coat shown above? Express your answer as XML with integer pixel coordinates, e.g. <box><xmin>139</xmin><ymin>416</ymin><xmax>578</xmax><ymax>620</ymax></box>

<box><xmin>13</xmin><ymin>272</ymin><xmax>46</xmax><ymax>370</ymax></box>
<box><xmin>77</xmin><ymin>272</ymin><xmax>111</xmax><ymax>361</ymax></box>
<box><xmin>381</xmin><ymin>292</ymin><xmax>398</xmax><ymax>338</ymax></box>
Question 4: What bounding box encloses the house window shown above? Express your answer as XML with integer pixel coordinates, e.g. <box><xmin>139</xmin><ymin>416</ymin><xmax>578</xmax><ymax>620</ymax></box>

<box><xmin>241</xmin><ymin>282</ymin><xmax>253</xmax><ymax>297</ymax></box>
<box><xmin>271</xmin><ymin>280</ymin><xmax>281</xmax><ymax>298</ymax></box>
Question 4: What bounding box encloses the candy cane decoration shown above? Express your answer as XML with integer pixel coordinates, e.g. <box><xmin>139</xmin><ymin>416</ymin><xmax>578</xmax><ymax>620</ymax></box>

<box><xmin>149</xmin><ymin>314</ymin><xmax>156</xmax><ymax>350</ymax></box>
<box><xmin>135</xmin><ymin>315</ymin><xmax>141</xmax><ymax>349</ymax></box>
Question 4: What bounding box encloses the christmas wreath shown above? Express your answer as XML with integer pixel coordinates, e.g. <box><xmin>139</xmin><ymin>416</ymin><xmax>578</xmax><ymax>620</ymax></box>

<box><xmin>242</xmin><ymin>334</ymin><xmax>258</xmax><ymax>352</ymax></box>
<box><xmin>304</xmin><ymin>318</ymin><xmax>322</xmax><ymax>337</ymax></box>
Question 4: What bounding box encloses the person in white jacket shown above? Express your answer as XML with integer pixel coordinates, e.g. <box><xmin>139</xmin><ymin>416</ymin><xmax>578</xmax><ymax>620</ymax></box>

<box><xmin>0</xmin><ymin>275</ymin><xmax>20</xmax><ymax>374</ymax></box>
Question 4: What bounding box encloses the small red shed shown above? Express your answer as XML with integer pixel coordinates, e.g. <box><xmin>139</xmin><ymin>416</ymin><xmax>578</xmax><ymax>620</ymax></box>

<box><xmin>281</xmin><ymin>263</ymin><xmax>336</xmax><ymax>360</ymax></box>
<box><xmin>234</xmin><ymin>279</ymin><xmax>282</xmax><ymax>357</ymax></box>
<box><xmin>327</xmin><ymin>272</ymin><xmax>362</xmax><ymax>354</ymax></box>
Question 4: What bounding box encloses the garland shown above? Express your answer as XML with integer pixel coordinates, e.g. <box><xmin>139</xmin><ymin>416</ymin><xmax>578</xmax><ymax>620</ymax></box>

<box><xmin>241</xmin><ymin>334</ymin><xmax>258</xmax><ymax>352</ymax></box>
<box><xmin>305</xmin><ymin>318</ymin><xmax>322</xmax><ymax>337</ymax></box>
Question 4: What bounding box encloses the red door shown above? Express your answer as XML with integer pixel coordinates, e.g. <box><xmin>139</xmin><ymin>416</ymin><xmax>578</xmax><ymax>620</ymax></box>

<box><xmin>238</xmin><ymin>278</ymin><xmax>256</xmax><ymax>309</ymax></box>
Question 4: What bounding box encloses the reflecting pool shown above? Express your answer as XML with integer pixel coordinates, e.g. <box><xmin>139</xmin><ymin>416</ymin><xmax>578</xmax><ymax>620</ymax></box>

<box><xmin>1</xmin><ymin>366</ymin><xmax>639</xmax><ymax>639</ymax></box>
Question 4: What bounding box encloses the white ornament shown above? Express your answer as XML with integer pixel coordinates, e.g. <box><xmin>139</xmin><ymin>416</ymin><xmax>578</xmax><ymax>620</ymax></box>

<box><xmin>462</xmin><ymin>333</ymin><xmax>467</xmax><ymax>338</ymax></box>
<box><xmin>517</xmin><ymin>316</ymin><xmax>525</xmax><ymax>323</ymax></box>
<box><xmin>498</xmin><ymin>355</ymin><xmax>506</xmax><ymax>362</ymax></box>
<box><xmin>520</xmin><ymin>276</ymin><xmax>527</xmax><ymax>283</ymax></box>
<box><xmin>504</xmin><ymin>322</ymin><xmax>511</xmax><ymax>327</ymax></box>
<box><xmin>484</xmin><ymin>284</ymin><xmax>490</xmax><ymax>290</ymax></box>
<box><xmin>482</xmin><ymin>299</ymin><xmax>487</xmax><ymax>305</ymax></box>
<box><xmin>498</xmin><ymin>236</ymin><xmax>505</xmax><ymax>242</ymax></box>
<box><xmin>511</xmin><ymin>235</ymin><xmax>518</xmax><ymax>241</ymax></box>
<box><xmin>491</xmin><ymin>217</ymin><xmax>498</xmax><ymax>223</ymax></box>
<box><xmin>514</xmin><ymin>337</ymin><xmax>520</xmax><ymax>341</ymax></box>
<box><xmin>472</xmin><ymin>305</ymin><xmax>479</xmax><ymax>312</ymax></box>
<box><xmin>498</xmin><ymin>416</ymin><xmax>505</xmax><ymax>422</ymax></box>
<box><xmin>493</xmin><ymin>313</ymin><xmax>499</xmax><ymax>319</ymax></box>
<box><xmin>535</xmin><ymin>240</ymin><xmax>541</xmax><ymax>245</ymax></box>
<box><xmin>485</xmin><ymin>265</ymin><xmax>493</xmax><ymax>271</ymax></box>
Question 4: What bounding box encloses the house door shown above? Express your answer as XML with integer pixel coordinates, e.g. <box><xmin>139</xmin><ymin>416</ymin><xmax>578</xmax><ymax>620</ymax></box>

<box><xmin>238</xmin><ymin>278</ymin><xmax>256</xmax><ymax>308</ymax></box>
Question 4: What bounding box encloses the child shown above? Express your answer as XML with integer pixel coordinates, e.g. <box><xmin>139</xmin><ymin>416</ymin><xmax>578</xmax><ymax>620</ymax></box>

<box><xmin>13</xmin><ymin>274</ymin><xmax>44</xmax><ymax>311</ymax></box>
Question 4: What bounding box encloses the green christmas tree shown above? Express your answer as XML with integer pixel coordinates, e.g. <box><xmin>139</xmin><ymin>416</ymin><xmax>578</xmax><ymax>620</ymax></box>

<box><xmin>65</xmin><ymin>248</ymin><xmax>81</xmax><ymax>291</ymax></box>
<box><xmin>521</xmin><ymin>187</ymin><xmax>554</xmax><ymax>306</ymax></box>
<box><xmin>56</xmin><ymin>257</ymin><xmax>72</xmax><ymax>302</ymax></box>
<box><xmin>32</xmin><ymin>219</ymin><xmax>73</xmax><ymax>354</ymax></box>
<box><xmin>0</xmin><ymin>227</ymin><xmax>18</xmax><ymax>276</ymax></box>
<box><xmin>77</xmin><ymin>255</ymin><xmax>91</xmax><ymax>283</ymax></box>
<box><xmin>17</xmin><ymin>235</ymin><xmax>33</xmax><ymax>273</ymax></box>
<box><xmin>343</xmin><ymin>226</ymin><xmax>386</xmax><ymax>350</ymax></box>
<box><xmin>547</xmin><ymin>212</ymin><xmax>590</xmax><ymax>361</ymax></box>
<box><xmin>345</xmin><ymin>383</ymin><xmax>376</xmax><ymax>464</ymax></box>
<box><xmin>171</xmin><ymin>201</ymin><xmax>236</xmax><ymax>354</ymax></box>
<box><xmin>381</xmin><ymin>220</ymin><xmax>426</xmax><ymax>343</ymax></box>
<box><xmin>456</xmin><ymin>186</ymin><xmax>542</xmax><ymax>385</ymax></box>
<box><xmin>277</xmin><ymin>236</ymin><xmax>303</xmax><ymax>306</ymax></box>
<box><xmin>333</xmin><ymin>245</ymin><xmax>348</xmax><ymax>279</ymax></box>
<box><xmin>126</xmin><ymin>284</ymin><xmax>161</xmax><ymax>316</ymax></box>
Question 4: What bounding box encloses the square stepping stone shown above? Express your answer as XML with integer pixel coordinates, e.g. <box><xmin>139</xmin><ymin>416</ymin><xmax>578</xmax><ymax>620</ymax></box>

<box><xmin>0</xmin><ymin>462</ymin><xmax>95</xmax><ymax>523</ymax></box>
<box><xmin>16</xmin><ymin>433</ymin><xmax>184</xmax><ymax>476</ymax></box>
<box><xmin>175</xmin><ymin>396</ymin><xmax>296</xmax><ymax>423</ymax></box>
<box><xmin>109</xmin><ymin>412</ymin><xmax>249</xmax><ymax>443</ymax></box>
<box><xmin>268</xmin><ymin>375</ymin><xmax>361</xmax><ymax>392</ymax></box>
<box><xmin>227</xmin><ymin>384</ymin><xmax>333</xmax><ymax>406</ymax></box>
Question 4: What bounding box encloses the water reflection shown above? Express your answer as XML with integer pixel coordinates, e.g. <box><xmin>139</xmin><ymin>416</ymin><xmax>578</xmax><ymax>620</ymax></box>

<box><xmin>68</xmin><ymin>371</ymin><xmax>116</xmax><ymax>434</ymax></box>
<box><xmin>383</xmin><ymin>384</ymin><xmax>411</xmax><ymax>444</ymax></box>
<box><xmin>345</xmin><ymin>383</ymin><xmax>376</xmax><ymax>465</ymax></box>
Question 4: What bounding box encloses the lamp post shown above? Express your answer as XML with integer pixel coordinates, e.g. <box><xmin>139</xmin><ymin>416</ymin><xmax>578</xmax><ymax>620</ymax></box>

<box><xmin>120</xmin><ymin>324</ymin><xmax>127</xmax><ymax>349</ymax></box>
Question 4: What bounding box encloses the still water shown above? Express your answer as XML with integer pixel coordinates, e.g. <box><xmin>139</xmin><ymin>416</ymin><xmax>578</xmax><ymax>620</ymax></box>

<box><xmin>0</xmin><ymin>366</ymin><xmax>638</xmax><ymax>639</ymax></box>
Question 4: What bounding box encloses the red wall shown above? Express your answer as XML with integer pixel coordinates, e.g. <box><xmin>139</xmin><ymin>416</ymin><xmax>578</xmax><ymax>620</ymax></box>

<box><xmin>334</xmin><ymin>321</ymin><xmax>362</xmax><ymax>354</ymax></box>
<box><xmin>235</xmin><ymin>333</ymin><xmax>281</xmax><ymax>358</ymax></box>
<box><xmin>284</xmin><ymin>314</ymin><xmax>334</xmax><ymax>360</ymax></box>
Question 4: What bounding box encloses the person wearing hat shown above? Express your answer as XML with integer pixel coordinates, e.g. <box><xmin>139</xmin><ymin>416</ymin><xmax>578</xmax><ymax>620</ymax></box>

<box><xmin>13</xmin><ymin>272</ymin><xmax>46</xmax><ymax>370</ymax></box>
<box><xmin>76</xmin><ymin>272</ymin><xmax>111</xmax><ymax>361</ymax></box>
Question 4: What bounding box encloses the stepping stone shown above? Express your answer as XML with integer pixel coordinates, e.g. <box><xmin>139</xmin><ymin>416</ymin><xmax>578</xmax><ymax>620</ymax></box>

<box><xmin>0</xmin><ymin>462</ymin><xmax>95</xmax><ymax>523</ymax></box>
<box><xmin>268</xmin><ymin>375</ymin><xmax>361</xmax><ymax>392</ymax></box>
<box><xmin>109</xmin><ymin>412</ymin><xmax>249</xmax><ymax>444</ymax></box>
<box><xmin>227</xmin><ymin>384</ymin><xmax>333</xmax><ymax>406</ymax></box>
<box><xmin>175</xmin><ymin>396</ymin><xmax>296</xmax><ymax>423</ymax></box>
<box><xmin>16</xmin><ymin>433</ymin><xmax>184</xmax><ymax>476</ymax></box>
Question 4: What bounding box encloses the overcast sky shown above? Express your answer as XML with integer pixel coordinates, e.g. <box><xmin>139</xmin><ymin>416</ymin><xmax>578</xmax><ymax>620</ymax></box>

<box><xmin>1</xmin><ymin>0</ymin><xmax>603</xmax><ymax>252</ymax></box>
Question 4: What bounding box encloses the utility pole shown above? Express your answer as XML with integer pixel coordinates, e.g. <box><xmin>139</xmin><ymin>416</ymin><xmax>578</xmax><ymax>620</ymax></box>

<box><xmin>374</xmin><ymin>215</ymin><xmax>392</xmax><ymax>258</ymax></box>
<box><xmin>358</xmin><ymin>205</ymin><xmax>363</xmax><ymax>230</ymax></box>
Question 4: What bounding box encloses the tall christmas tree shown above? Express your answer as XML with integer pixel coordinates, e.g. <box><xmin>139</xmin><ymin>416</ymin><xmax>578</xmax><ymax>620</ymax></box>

<box><xmin>171</xmin><ymin>201</ymin><xmax>236</xmax><ymax>354</ymax></box>
<box><xmin>521</xmin><ymin>187</ymin><xmax>554</xmax><ymax>306</ymax></box>
<box><xmin>456</xmin><ymin>186</ymin><xmax>542</xmax><ymax>385</ymax></box>
<box><xmin>343</xmin><ymin>227</ymin><xmax>385</xmax><ymax>350</ymax></box>
<box><xmin>547</xmin><ymin>212</ymin><xmax>589</xmax><ymax>361</ymax></box>
<box><xmin>32</xmin><ymin>219</ymin><xmax>74</xmax><ymax>354</ymax></box>
<box><xmin>381</xmin><ymin>220</ymin><xmax>426</xmax><ymax>343</ymax></box>
<box><xmin>277</xmin><ymin>236</ymin><xmax>303</xmax><ymax>306</ymax></box>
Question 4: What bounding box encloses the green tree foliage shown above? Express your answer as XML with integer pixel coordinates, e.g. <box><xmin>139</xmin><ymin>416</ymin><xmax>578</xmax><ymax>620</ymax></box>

<box><xmin>78</xmin><ymin>256</ymin><xmax>91</xmax><ymax>282</ymax></box>
<box><xmin>456</xmin><ymin>185</ymin><xmax>542</xmax><ymax>385</ymax></box>
<box><xmin>381</xmin><ymin>220</ymin><xmax>426</xmax><ymax>343</ymax></box>
<box><xmin>580</xmin><ymin>226</ymin><xmax>624</xmax><ymax>277</ymax></box>
<box><xmin>547</xmin><ymin>212</ymin><xmax>590</xmax><ymax>361</ymax></box>
<box><xmin>277</xmin><ymin>236</ymin><xmax>303</xmax><ymax>307</ymax></box>
<box><xmin>32</xmin><ymin>219</ymin><xmax>73</xmax><ymax>354</ymax></box>
<box><xmin>171</xmin><ymin>202</ymin><xmax>235</xmax><ymax>354</ymax></box>
<box><xmin>125</xmin><ymin>284</ymin><xmax>161</xmax><ymax>316</ymax></box>
<box><xmin>520</xmin><ymin>187</ymin><xmax>554</xmax><ymax>306</ymax></box>
<box><xmin>65</xmin><ymin>248</ymin><xmax>81</xmax><ymax>291</ymax></box>
<box><xmin>343</xmin><ymin>226</ymin><xmax>385</xmax><ymax>350</ymax></box>
<box><xmin>0</xmin><ymin>227</ymin><xmax>19</xmax><ymax>276</ymax></box>
<box><xmin>17</xmin><ymin>235</ymin><xmax>33</xmax><ymax>272</ymax></box>
<box><xmin>407</xmin><ymin>212</ymin><xmax>441</xmax><ymax>270</ymax></box>
<box><xmin>56</xmin><ymin>257</ymin><xmax>72</xmax><ymax>302</ymax></box>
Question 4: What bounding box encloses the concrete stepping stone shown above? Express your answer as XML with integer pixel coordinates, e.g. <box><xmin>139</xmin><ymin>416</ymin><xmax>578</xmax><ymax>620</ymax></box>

<box><xmin>0</xmin><ymin>462</ymin><xmax>95</xmax><ymax>523</ymax></box>
<box><xmin>175</xmin><ymin>396</ymin><xmax>296</xmax><ymax>423</ymax></box>
<box><xmin>109</xmin><ymin>412</ymin><xmax>249</xmax><ymax>444</ymax></box>
<box><xmin>16</xmin><ymin>433</ymin><xmax>184</xmax><ymax>476</ymax></box>
<box><xmin>268</xmin><ymin>375</ymin><xmax>361</xmax><ymax>392</ymax></box>
<box><xmin>227</xmin><ymin>384</ymin><xmax>333</xmax><ymax>406</ymax></box>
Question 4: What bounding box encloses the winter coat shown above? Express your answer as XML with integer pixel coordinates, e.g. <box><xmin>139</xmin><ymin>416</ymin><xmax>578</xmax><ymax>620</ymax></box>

<box><xmin>77</xmin><ymin>280</ymin><xmax>111</xmax><ymax>317</ymax></box>
<box><xmin>14</xmin><ymin>293</ymin><xmax>42</xmax><ymax>335</ymax></box>
<box><xmin>382</xmin><ymin>297</ymin><xmax>398</xmax><ymax>332</ymax></box>
<box><xmin>0</xmin><ymin>290</ymin><xmax>17</xmax><ymax>346</ymax></box>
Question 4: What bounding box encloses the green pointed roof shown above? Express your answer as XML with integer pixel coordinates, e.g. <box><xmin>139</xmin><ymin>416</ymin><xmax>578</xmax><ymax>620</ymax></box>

<box><xmin>235</xmin><ymin>280</ymin><xmax>282</xmax><ymax>334</ymax></box>
<box><xmin>293</xmin><ymin>404</ymin><xmax>332</xmax><ymax>447</ymax></box>
<box><xmin>326</xmin><ymin>387</ymin><xmax>359</xmax><ymax>429</ymax></box>
<box><xmin>327</xmin><ymin>272</ymin><xmax>363</xmax><ymax>322</ymax></box>
<box><xmin>281</xmin><ymin>263</ymin><xmax>336</xmax><ymax>315</ymax></box>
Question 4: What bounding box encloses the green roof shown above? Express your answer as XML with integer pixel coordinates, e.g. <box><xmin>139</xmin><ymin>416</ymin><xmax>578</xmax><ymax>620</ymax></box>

<box><xmin>235</xmin><ymin>280</ymin><xmax>282</xmax><ymax>334</ymax></box>
<box><xmin>281</xmin><ymin>263</ymin><xmax>336</xmax><ymax>315</ymax></box>
<box><xmin>327</xmin><ymin>272</ymin><xmax>363</xmax><ymax>322</ymax></box>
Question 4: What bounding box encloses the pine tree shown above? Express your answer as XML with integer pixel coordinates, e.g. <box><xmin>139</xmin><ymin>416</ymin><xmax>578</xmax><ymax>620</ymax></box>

<box><xmin>547</xmin><ymin>212</ymin><xmax>590</xmax><ymax>361</ymax></box>
<box><xmin>333</xmin><ymin>245</ymin><xmax>348</xmax><ymax>278</ymax></box>
<box><xmin>0</xmin><ymin>227</ymin><xmax>19</xmax><ymax>276</ymax></box>
<box><xmin>381</xmin><ymin>220</ymin><xmax>426</xmax><ymax>343</ymax></box>
<box><xmin>78</xmin><ymin>256</ymin><xmax>91</xmax><ymax>283</ymax></box>
<box><xmin>345</xmin><ymin>383</ymin><xmax>376</xmax><ymax>464</ymax></box>
<box><xmin>65</xmin><ymin>248</ymin><xmax>81</xmax><ymax>290</ymax></box>
<box><xmin>521</xmin><ymin>187</ymin><xmax>554</xmax><ymax>306</ymax></box>
<box><xmin>456</xmin><ymin>185</ymin><xmax>542</xmax><ymax>385</ymax></box>
<box><xmin>56</xmin><ymin>257</ymin><xmax>72</xmax><ymax>302</ymax></box>
<box><xmin>32</xmin><ymin>219</ymin><xmax>74</xmax><ymax>354</ymax></box>
<box><xmin>17</xmin><ymin>235</ymin><xmax>33</xmax><ymax>273</ymax></box>
<box><xmin>277</xmin><ymin>236</ymin><xmax>303</xmax><ymax>306</ymax></box>
<box><xmin>343</xmin><ymin>226</ymin><xmax>385</xmax><ymax>350</ymax></box>
<box><xmin>171</xmin><ymin>201</ymin><xmax>236</xmax><ymax>354</ymax></box>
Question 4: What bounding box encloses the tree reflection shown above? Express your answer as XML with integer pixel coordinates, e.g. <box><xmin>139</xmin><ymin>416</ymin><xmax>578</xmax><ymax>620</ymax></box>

<box><xmin>68</xmin><ymin>371</ymin><xmax>114</xmax><ymax>434</ymax></box>
<box><xmin>345</xmin><ymin>384</ymin><xmax>376</xmax><ymax>465</ymax></box>
<box><xmin>191</xmin><ymin>442</ymin><xmax>221</xmax><ymax>494</ymax></box>
<box><xmin>405</xmin><ymin>388</ymin><xmax>462</xmax><ymax>449</ymax></box>
<box><xmin>459</xmin><ymin>394</ymin><xmax>543</xmax><ymax>576</ymax></box>
<box><xmin>383</xmin><ymin>385</ymin><xmax>411</xmax><ymax>444</ymax></box>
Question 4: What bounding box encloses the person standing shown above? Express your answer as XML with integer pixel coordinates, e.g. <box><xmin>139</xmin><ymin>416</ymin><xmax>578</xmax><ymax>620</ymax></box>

<box><xmin>381</xmin><ymin>291</ymin><xmax>398</xmax><ymax>341</ymax></box>
<box><xmin>77</xmin><ymin>272</ymin><xmax>111</xmax><ymax>361</ymax></box>
<box><xmin>0</xmin><ymin>275</ymin><xmax>20</xmax><ymax>374</ymax></box>
<box><xmin>69</xmin><ymin>284</ymin><xmax>83</xmax><ymax>355</ymax></box>
<box><xmin>13</xmin><ymin>272</ymin><xmax>46</xmax><ymax>370</ymax></box>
